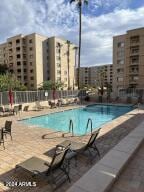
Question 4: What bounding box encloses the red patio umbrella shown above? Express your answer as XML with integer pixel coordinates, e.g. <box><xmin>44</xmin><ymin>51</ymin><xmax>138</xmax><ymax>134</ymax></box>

<box><xmin>9</xmin><ymin>89</ymin><xmax>14</xmax><ymax>107</ymax></box>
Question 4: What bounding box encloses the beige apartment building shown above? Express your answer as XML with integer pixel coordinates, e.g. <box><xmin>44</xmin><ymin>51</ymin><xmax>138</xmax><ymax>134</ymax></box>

<box><xmin>47</xmin><ymin>37</ymin><xmax>76</xmax><ymax>90</ymax></box>
<box><xmin>0</xmin><ymin>33</ymin><xmax>76</xmax><ymax>90</ymax></box>
<box><xmin>113</xmin><ymin>27</ymin><xmax>144</xmax><ymax>96</ymax></box>
<box><xmin>79</xmin><ymin>64</ymin><xmax>113</xmax><ymax>88</ymax></box>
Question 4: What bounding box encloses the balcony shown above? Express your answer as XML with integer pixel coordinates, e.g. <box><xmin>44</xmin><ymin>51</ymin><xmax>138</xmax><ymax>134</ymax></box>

<box><xmin>130</xmin><ymin>50</ymin><xmax>139</xmax><ymax>56</ymax></box>
<box><xmin>130</xmin><ymin>36</ymin><xmax>140</xmax><ymax>45</ymax></box>
<box><xmin>8</xmin><ymin>42</ymin><xmax>12</xmax><ymax>47</ymax></box>
<box><xmin>129</xmin><ymin>70</ymin><xmax>139</xmax><ymax>74</ymax></box>
<box><xmin>130</xmin><ymin>62</ymin><xmax>139</xmax><ymax>66</ymax></box>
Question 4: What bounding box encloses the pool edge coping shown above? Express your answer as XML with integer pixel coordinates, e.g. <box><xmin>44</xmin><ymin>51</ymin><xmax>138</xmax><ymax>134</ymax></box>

<box><xmin>66</xmin><ymin>121</ymin><xmax>144</xmax><ymax>192</ymax></box>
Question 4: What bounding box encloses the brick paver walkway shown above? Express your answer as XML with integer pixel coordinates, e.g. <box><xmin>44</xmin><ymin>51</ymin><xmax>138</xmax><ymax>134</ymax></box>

<box><xmin>0</xmin><ymin>105</ymin><xmax>144</xmax><ymax>192</ymax></box>
<box><xmin>110</xmin><ymin>142</ymin><xmax>144</xmax><ymax>192</ymax></box>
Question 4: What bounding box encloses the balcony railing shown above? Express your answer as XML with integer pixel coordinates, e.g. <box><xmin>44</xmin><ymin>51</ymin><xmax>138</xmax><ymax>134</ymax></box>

<box><xmin>129</xmin><ymin>70</ymin><xmax>139</xmax><ymax>74</ymax></box>
<box><xmin>130</xmin><ymin>62</ymin><xmax>139</xmax><ymax>66</ymax></box>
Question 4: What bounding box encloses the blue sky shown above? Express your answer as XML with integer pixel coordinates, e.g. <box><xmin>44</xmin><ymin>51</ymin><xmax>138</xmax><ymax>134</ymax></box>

<box><xmin>0</xmin><ymin>0</ymin><xmax>144</xmax><ymax>66</ymax></box>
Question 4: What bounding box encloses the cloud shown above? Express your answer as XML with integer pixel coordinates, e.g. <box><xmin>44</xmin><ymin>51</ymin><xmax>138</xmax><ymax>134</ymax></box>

<box><xmin>0</xmin><ymin>0</ymin><xmax>144</xmax><ymax>66</ymax></box>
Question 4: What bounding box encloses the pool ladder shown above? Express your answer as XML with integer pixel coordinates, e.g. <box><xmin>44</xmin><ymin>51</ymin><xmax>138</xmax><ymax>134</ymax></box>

<box><xmin>69</xmin><ymin>119</ymin><xmax>74</xmax><ymax>136</ymax></box>
<box><xmin>67</xmin><ymin>118</ymin><xmax>93</xmax><ymax>137</ymax></box>
<box><xmin>86</xmin><ymin>118</ymin><xmax>93</xmax><ymax>135</ymax></box>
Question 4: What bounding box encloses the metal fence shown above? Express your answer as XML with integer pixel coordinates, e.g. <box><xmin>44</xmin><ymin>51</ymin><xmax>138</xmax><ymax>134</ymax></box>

<box><xmin>0</xmin><ymin>90</ymin><xmax>86</xmax><ymax>106</ymax></box>
<box><xmin>118</xmin><ymin>88</ymin><xmax>144</xmax><ymax>98</ymax></box>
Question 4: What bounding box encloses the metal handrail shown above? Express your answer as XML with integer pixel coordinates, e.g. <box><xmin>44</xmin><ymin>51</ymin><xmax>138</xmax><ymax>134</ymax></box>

<box><xmin>69</xmin><ymin>119</ymin><xmax>74</xmax><ymax>136</ymax></box>
<box><xmin>86</xmin><ymin>118</ymin><xmax>93</xmax><ymax>135</ymax></box>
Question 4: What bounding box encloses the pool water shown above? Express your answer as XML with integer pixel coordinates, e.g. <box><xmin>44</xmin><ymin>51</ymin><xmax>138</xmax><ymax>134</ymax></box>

<box><xmin>22</xmin><ymin>104</ymin><xmax>133</xmax><ymax>135</ymax></box>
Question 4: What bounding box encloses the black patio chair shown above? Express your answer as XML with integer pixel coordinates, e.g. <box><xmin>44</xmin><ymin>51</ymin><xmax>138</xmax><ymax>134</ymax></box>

<box><xmin>0</xmin><ymin>106</ymin><xmax>4</xmax><ymax>116</ymax></box>
<box><xmin>0</xmin><ymin>129</ymin><xmax>5</xmax><ymax>149</ymax></box>
<box><xmin>15</xmin><ymin>145</ymin><xmax>71</xmax><ymax>191</ymax></box>
<box><xmin>2</xmin><ymin>121</ymin><xmax>12</xmax><ymax>140</ymax></box>
<box><xmin>18</xmin><ymin>104</ymin><xmax>22</xmax><ymax>112</ymax></box>
<box><xmin>23</xmin><ymin>105</ymin><xmax>29</xmax><ymax>112</ymax></box>
<box><xmin>57</xmin><ymin>128</ymin><xmax>101</xmax><ymax>162</ymax></box>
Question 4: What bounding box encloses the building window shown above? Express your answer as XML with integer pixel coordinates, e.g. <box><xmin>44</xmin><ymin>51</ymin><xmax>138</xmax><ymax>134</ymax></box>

<box><xmin>130</xmin><ymin>36</ymin><xmax>139</xmax><ymax>44</ymax></box>
<box><xmin>17</xmin><ymin>62</ymin><xmax>21</xmax><ymax>66</ymax></box>
<box><xmin>29</xmin><ymin>47</ymin><xmax>33</xmax><ymax>51</ymax></box>
<box><xmin>9</xmin><ymin>48</ymin><xmax>12</xmax><ymax>53</ymax></box>
<box><xmin>30</xmin><ymin>69</ymin><xmax>33</xmax><ymax>73</ymax></box>
<box><xmin>16</xmin><ymin>39</ymin><xmax>20</xmax><ymax>44</ymax></box>
<box><xmin>57</xmin><ymin>70</ymin><xmax>61</xmax><ymax>74</ymax></box>
<box><xmin>30</xmin><ymin>77</ymin><xmax>34</xmax><ymax>80</ymax></box>
<box><xmin>9</xmin><ymin>63</ymin><xmax>13</xmax><ymax>67</ymax></box>
<box><xmin>117</xmin><ymin>77</ymin><xmax>123</xmax><ymax>82</ymax></box>
<box><xmin>131</xmin><ymin>76</ymin><xmax>139</xmax><ymax>81</ymax></box>
<box><xmin>23</xmin><ymin>61</ymin><xmax>27</xmax><ymax>66</ymax></box>
<box><xmin>131</xmin><ymin>56</ymin><xmax>139</xmax><ymax>64</ymax></box>
<box><xmin>8</xmin><ymin>42</ymin><xmax>12</xmax><ymax>46</ymax></box>
<box><xmin>117</xmin><ymin>42</ymin><xmax>124</xmax><ymax>48</ymax></box>
<box><xmin>56</xmin><ymin>56</ymin><xmax>60</xmax><ymax>60</ymax></box>
<box><xmin>16</xmin><ymin>47</ymin><xmax>20</xmax><ymax>51</ymax></box>
<box><xmin>30</xmin><ymin>62</ymin><xmax>33</xmax><ymax>66</ymax></box>
<box><xmin>24</xmin><ymin>76</ymin><xmax>27</xmax><ymax>80</ymax></box>
<box><xmin>9</xmin><ymin>56</ymin><xmax>13</xmax><ymax>60</ymax></box>
<box><xmin>24</xmin><ymin>69</ymin><xmax>27</xmax><ymax>73</ymax></box>
<box><xmin>17</xmin><ymin>54</ymin><xmax>21</xmax><ymax>59</ymax></box>
<box><xmin>30</xmin><ymin>84</ymin><xmax>34</xmax><ymax>87</ymax></box>
<box><xmin>117</xmin><ymin>68</ymin><xmax>124</xmax><ymax>73</ymax></box>
<box><xmin>130</xmin><ymin>46</ymin><xmax>139</xmax><ymax>54</ymax></box>
<box><xmin>117</xmin><ymin>50</ymin><xmax>124</xmax><ymax>57</ymax></box>
<box><xmin>57</xmin><ymin>63</ymin><xmax>61</xmax><ymax>68</ymax></box>
<box><xmin>23</xmin><ymin>54</ymin><xmax>26</xmax><ymax>59</ymax></box>
<box><xmin>29</xmin><ymin>39</ymin><xmax>33</xmax><ymax>43</ymax></box>
<box><xmin>17</xmin><ymin>69</ymin><xmax>21</xmax><ymax>73</ymax></box>
<box><xmin>9</xmin><ymin>69</ymin><xmax>13</xmax><ymax>73</ymax></box>
<box><xmin>117</xmin><ymin>59</ymin><xmax>124</xmax><ymax>65</ymax></box>
<box><xmin>57</xmin><ymin>77</ymin><xmax>61</xmax><ymax>81</ymax></box>
<box><xmin>29</xmin><ymin>55</ymin><xmax>33</xmax><ymax>59</ymax></box>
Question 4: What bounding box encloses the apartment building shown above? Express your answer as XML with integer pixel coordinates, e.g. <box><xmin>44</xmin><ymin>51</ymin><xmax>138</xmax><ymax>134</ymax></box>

<box><xmin>78</xmin><ymin>67</ymin><xmax>89</xmax><ymax>87</ymax></box>
<box><xmin>0</xmin><ymin>34</ymin><xmax>76</xmax><ymax>90</ymax></box>
<box><xmin>79</xmin><ymin>64</ymin><xmax>113</xmax><ymax>88</ymax></box>
<box><xmin>113</xmin><ymin>27</ymin><xmax>144</xmax><ymax>96</ymax></box>
<box><xmin>46</xmin><ymin>37</ymin><xmax>76</xmax><ymax>89</ymax></box>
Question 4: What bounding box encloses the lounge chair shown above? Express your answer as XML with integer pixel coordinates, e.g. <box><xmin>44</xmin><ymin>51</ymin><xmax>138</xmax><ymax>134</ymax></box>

<box><xmin>13</xmin><ymin>105</ymin><xmax>19</xmax><ymax>115</ymax></box>
<box><xmin>15</xmin><ymin>145</ymin><xmax>70</xmax><ymax>191</ymax></box>
<box><xmin>33</xmin><ymin>101</ymin><xmax>44</xmax><ymax>111</ymax></box>
<box><xmin>0</xmin><ymin>129</ymin><xmax>5</xmax><ymax>149</ymax></box>
<box><xmin>48</xmin><ymin>100</ymin><xmax>57</xmax><ymax>109</ymax></box>
<box><xmin>18</xmin><ymin>104</ymin><xmax>22</xmax><ymax>112</ymax></box>
<box><xmin>0</xmin><ymin>106</ymin><xmax>11</xmax><ymax>116</ymax></box>
<box><xmin>57</xmin><ymin>128</ymin><xmax>101</xmax><ymax>163</ymax></box>
<box><xmin>23</xmin><ymin>105</ymin><xmax>29</xmax><ymax>112</ymax></box>
<box><xmin>0</xmin><ymin>106</ymin><xmax>5</xmax><ymax>116</ymax></box>
<box><xmin>2</xmin><ymin>121</ymin><xmax>12</xmax><ymax>140</ymax></box>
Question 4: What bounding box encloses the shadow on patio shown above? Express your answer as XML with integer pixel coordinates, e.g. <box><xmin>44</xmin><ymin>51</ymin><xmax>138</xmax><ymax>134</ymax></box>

<box><xmin>0</xmin><ymin>113</ymin><xmax>144</xmax><ymax>192</ymax></box>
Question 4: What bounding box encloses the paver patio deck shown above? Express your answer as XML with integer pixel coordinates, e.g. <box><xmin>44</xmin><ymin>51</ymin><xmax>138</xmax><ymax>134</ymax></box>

<box><xmin>0</xmin><ymin>104</ymin><xmax>144</xmax><ymax>192</ymax></box>
<box><xmin>110</xmin><ymin>142</ymin><xmax>144</xmax><ymax>192</ymax></box>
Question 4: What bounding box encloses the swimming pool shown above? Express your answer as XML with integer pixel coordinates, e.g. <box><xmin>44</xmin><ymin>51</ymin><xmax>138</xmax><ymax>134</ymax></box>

<box><xmin>22</xmin><ymin>104</ymin><xmax>134</xmax><ymax>135</ymax></box>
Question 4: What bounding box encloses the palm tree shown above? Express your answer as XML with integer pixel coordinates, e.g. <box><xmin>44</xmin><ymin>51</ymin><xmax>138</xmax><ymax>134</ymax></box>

<box><xmin>66</xmin><ymin>40</ymin><xmax>71</xmax><ymax>89</ymax></box>
<box><xmin>73</xmin><ymin>46</ymin><xmax>78</xmax><ymax>89</ymax></box>
<box><xmin>97</xmin><ymin>67</ymin><xmax>106</xmax><ymax>102</ymax></box>
<box><xmin>70</xmin><ymin>0</ymin><xmax>88</xmax><ymax>89</ymax></box>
